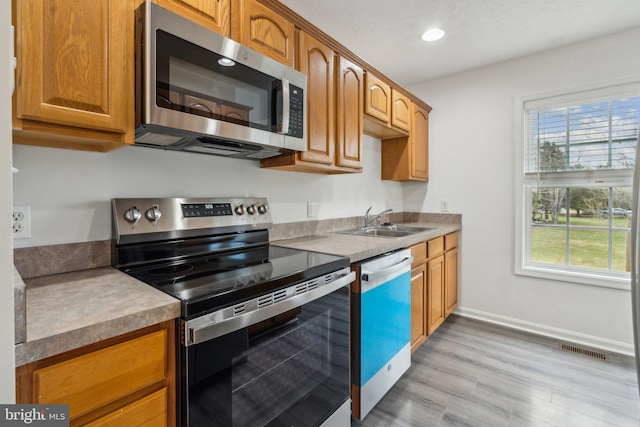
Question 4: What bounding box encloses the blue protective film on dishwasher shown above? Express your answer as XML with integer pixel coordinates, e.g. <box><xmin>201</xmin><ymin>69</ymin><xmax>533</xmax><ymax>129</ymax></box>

<box><xmin>360</xmin><ymin>271</ymin><xmax>411</xmax><ymax>385</ymax></box>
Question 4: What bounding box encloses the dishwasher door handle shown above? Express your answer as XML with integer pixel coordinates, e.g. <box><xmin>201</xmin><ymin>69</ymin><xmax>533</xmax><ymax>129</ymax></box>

<box><xmin>361</xmin><ymin>256</ymin><xmax>413</xmax><ymax>290</ymax></box>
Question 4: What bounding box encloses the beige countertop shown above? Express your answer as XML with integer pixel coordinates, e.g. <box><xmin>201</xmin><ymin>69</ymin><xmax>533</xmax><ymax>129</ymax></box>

<box><xmin>15</xmin><ymin>267</ymin><xmax>180</xmax><ymax>367</ymax></box>
<box><xmin>273</xmin><ymin>222</ymin><xmax>461</xmax><ymax>263</ymax></box>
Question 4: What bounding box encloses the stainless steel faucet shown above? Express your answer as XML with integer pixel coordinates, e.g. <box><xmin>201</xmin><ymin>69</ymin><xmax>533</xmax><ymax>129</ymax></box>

<box><xmin>364</xmin><ymin>207</ymin><xmax>393</xmax><ymax>227</ymax></box>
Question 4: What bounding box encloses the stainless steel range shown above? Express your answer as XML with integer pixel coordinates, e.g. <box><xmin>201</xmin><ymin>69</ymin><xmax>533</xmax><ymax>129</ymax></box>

<box><xmin>112</xmin><ymin>198</ymin><xmax>355</xmax><ymax>427</ymax></box>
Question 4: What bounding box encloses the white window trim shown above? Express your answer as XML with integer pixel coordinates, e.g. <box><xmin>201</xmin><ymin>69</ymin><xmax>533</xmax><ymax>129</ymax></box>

<box><xmin>514</xmin><ymin>78</ymin><xmax>640</xmax><ymax>290</ymax></box>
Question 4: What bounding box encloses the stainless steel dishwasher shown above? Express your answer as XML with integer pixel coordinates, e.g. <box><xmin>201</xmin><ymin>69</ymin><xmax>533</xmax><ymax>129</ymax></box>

<box><xmin>350</xmin><ymin>248</ymin><xmax>413</xmax><ymax>420</ymax></box>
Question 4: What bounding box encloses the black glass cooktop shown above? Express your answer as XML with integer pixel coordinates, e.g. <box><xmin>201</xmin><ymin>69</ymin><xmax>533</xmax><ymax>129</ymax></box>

<box><xmin>122</xmin><ymin>245</ymin><xmax>349</xmax><ymax>318</ymax></box>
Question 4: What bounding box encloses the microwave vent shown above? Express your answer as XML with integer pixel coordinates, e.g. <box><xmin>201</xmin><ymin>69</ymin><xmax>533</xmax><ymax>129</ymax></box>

<box><xmin>136</xmin><ymin>132</ymin><xmax>184</xmax><ymax>146</ymax></box>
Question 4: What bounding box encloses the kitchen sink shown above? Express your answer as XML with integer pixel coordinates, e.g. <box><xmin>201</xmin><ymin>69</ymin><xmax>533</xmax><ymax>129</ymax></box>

<box><xmin>338</xmin><ymin>224</ymin><xmax>434</xmax><ymax>238</ymax></box>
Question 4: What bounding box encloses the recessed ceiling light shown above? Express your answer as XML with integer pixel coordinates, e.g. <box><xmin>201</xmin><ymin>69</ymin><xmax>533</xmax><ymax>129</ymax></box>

<box><xmin>421</xmin><ymin>28</ymin><xmax>445</xmax><ymax>42</ymax></box>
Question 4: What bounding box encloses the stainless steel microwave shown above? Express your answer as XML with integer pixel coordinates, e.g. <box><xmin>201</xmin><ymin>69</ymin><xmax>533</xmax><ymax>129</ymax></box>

<box><xmin>135</xmin><ymin>1</ymin><xmax>306</xmax><ymax>160</ymax></box>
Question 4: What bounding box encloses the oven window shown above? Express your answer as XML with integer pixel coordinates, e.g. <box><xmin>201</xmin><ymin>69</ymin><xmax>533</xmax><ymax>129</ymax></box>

<box><xmin>155</xmin><ymin>30</ymin><xmax>278</xmax><ymax>131</ymax></box>
<box><xmin>185</xmin><ymin>286</ymin><xmax>350</xmax><ymax>426</ymax></box>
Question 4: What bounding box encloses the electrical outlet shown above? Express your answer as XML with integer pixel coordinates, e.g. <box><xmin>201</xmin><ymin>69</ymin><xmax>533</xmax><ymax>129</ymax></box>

<box><xmin>307</xmin><ymin>201</ymin><xmax>317</xmax><ymax>218</ymax></box>
<box><xmin>12</xmin><ymin>205</ymin><xmax>31</xmax><ymax>239</ymax></box>
<box><xmin>441</xmin><ymin>199</ymin><xmax>449</xmax><ymax>212</ymax></box>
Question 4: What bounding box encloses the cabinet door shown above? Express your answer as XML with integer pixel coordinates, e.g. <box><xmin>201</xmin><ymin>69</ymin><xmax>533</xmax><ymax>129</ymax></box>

<box><xmin>85</xmin><ymin>388</ymin><xmax>168</xmax><ymax>427</ymax></box>
<box><xmin>335</xmin><ymin>57</ymin><xmax>363</xmax><ymax>169</ymax></box>
<box><xmin>410</xmin><ymin>103</ymin><xmax>429</xmax><ymax>180</ymax></box>
<box><xmin>16</xmin><ymin>322</ymin><xmax>175</xmax><ymax>426</ymax></box>
<box><xmin>427</xmin><ymin>254</ymin><xmax>445</xmax><ymax>335</ymax></box>
<box><xmin>364</xmin><ymin>73</ymin><xmax>391</xmax><ymax>123</ymax></box>
<box><xmin>391</xmin><ymin>90</ymin><xmax>411</xmax><ymax>132</ymax></box>
<box><xmin>235</xmin><ymin>0</ymin><xmax>295</xmax><ymax>67</ymax></box>
<box><xmin>32</xmin><ymin>330</ymin><xmax>167</xmax><ymax>420</ymax></box>
<box><xmin>154</xmin><ymin>0</ymin><xmax>230</xmax><ymax>36</ymax></box>
<box><xmin>410</xmin><ymin>264</ymin><xmax>427</xmax><ymax>352</ymax></box>
<box><xmin>298</xmin><ymin>31</ymin><xmax>335</xmax><ymax>165</ymax></box>
<box><xmin>445</xmin><ymin>247</ymin><xmax>458</xmax><ymax>316</ymax></box>
<box><xmin>15</xmin><ymin>0</ymin><xmax>131</xmax><ymax>135</ymax></box>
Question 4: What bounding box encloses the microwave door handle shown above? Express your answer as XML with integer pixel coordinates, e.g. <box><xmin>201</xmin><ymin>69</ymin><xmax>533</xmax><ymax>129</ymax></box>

<box><xmin>280</xmin><ymin>78</ymin><xmax>290</xmax><ymax>135</ymax></box>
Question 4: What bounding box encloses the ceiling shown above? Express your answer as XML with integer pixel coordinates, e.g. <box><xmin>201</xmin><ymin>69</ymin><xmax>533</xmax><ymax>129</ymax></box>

<box><xmin>278</xmin><ymin>0</ymin><xmax>640</xmax><ymax>87</ymax></box>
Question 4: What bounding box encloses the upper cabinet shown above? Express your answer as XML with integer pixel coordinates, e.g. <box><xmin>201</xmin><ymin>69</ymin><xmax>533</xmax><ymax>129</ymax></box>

<box><xmin>364</xmin><ymin>73</ymin><xmax>391</xmax><ymax>123</ymax></box>
<box><xmin>363</xmin><ymin>72</ymin><xmax>411</xmax><ymax>139</ymax></box>
<box><xmin>12</xmin><ymin>0</ymin><xmax>432</xmax><ymax>166</ymax></box>
<box><xmin>381</xmin><ymin>102</ymin><xmax>429</xmax><ymax>181</ymax></box>
<box><xmin>391</xmin><ymin>90</ymin><xmax>411</xmax><ymax>133</ymax></box>
<box><xmin>154</xmin><ymin>0</ymin><xmax>231</xmax><ymax>36</ymax></box>
<box><xmin>335</xmin><ymin>57</ymin><xmax>364</xmax><ymax>170</ymax></box>
<box><xmin>12</xmin><ymin>0</ymin><xmax>134</xmax><ymax>151</ymax></box>
<box><xmin>232</xmin><ymin>0</ymin><xmax>295</xmax><ymax>67</ymax></box>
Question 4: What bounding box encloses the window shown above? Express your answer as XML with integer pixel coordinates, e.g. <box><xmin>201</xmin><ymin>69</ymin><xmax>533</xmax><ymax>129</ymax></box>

<box><xmin>516</xmin><ymin>82</ymin><xmax>640</xmax><ymax>288</ymax></box>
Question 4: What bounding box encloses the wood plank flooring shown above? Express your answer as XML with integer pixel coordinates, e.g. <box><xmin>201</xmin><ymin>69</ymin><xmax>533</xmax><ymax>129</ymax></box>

<box><xmin>353</xmin><ymin>315</ymin><xmax>640</xmax><ymax>426</ymax></box>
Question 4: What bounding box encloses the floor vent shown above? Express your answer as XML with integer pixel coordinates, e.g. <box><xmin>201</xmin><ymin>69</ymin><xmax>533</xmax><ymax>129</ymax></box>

<box><xmin>559</xmin><ymin>343</ymin><xmax>608</xmax><ymax>361</ymax></box>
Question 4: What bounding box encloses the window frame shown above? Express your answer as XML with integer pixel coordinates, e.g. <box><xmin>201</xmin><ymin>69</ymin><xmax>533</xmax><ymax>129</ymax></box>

<box><xmin>514</xmin><ymin>80</ymin><xmax>640</xmax><ymax>290</ymax></box>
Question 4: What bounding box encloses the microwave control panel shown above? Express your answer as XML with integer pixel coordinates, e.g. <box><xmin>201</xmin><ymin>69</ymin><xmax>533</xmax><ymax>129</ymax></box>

<box><xmin>288</xmin><ymin>85</ymin><xmax>304</xmax><ymax>138</ymax></box>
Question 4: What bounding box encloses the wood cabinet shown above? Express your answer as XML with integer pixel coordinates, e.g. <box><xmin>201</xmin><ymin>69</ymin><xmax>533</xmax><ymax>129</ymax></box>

<box><xmin>445</xmin><ymin>232</ymin><xmax>459</xmax><ymax>315</ymax></box>
<box><xmin>426</xmin><ymin>237</ymin><xmax>446</xmax><ymax>334</ymax></box>
<box><xmin>261</xmin><ymin>32</ymin><xmax>362</xmax><ymax>173</ymax></box>
<box><xmin>363</xmin><ymin>73</ymin><xmax>410</xmax><ymax>139</ymax></box>
<box><xmin>13</xmin><ymin>0</ymin><xmax>433</xmax><ymax>163</ymax></box>
<box><xmin>410</xmin><ymin>242</ymin><xmax>427</xmax><ymax>353</ymax></box>
<box><xmin>153</xmin><ymin>0</ymin><xmax>231</xmax><ymax>36</ymax></box>
<box><xmin>410</xmin><ymin>103</ymin><xmax>429</xmax><ymax>180</ymax></box>
<box><xmin>335</xmin><ymin>56</ymin><xmax>364</xmax><ymax>169</ymax></box>
<box><xmin>381</xmin><ymin>102</ymin><xmax>429</xmax><ymax>181</ymax></box>
<box><xmin>12</xmin><ymin>0</ymin><xmax>134</xmax><ymax>152</ymax></box>
<box><xmin>232</xmin><ymin>0</ymin><xmax>295</xmax><ymax>67</ymax></box>
<box><xmin>16</xmin><ymin>321</ymin><xmax>176</xmax><ymax>426</ymax></box>
<box><xmin>364</xmin><ymin>73</ymin><xmax>391</xmax><ymax>123</ymax></box>
<box><xmin>409</xmin><ymin>231</ymin><xmax>459</xmax><ymax>352</ymax></box>
<box><xmin>391</xmin><ymin>90</ymin><xmax>411</xmax><ymax>132</ymax></box>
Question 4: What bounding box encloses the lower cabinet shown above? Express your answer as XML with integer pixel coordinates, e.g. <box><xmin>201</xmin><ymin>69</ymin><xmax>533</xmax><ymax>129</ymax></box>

<box><xmin>16</xmin><ymin>321</ymin><xmax>176</xmax><ymax>427</ymax></box>
<box><xmin>427</xmin><ymin>253</ymin><xmax>446</xmax><ymax>335</ymax></box>
<box><xmin>409</xmin><ymin>231</ymin><xmax>459</xmax><ymax>353</ymax></box>
<box><xmin>410</xmin><ymin>243</ymin><xmax>427</xmax><ymax>352</ymax></box>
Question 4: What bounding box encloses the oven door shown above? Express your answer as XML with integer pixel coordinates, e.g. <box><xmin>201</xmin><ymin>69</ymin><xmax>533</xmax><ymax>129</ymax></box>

<box><xmin>181</xmin><ymin>272</ymin><xmax>354</xmax><ymax>427</ymax></box>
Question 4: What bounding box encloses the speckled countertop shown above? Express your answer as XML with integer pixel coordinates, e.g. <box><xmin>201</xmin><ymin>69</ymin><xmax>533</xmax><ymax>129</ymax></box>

<box><xmin>272</xmin><ymin>221</ymin><xmax>461</xmax><ymax>263</ymax></box>
<box><xmin>15</xmin><ymin>267</ymin><xmax>180</xmax><ymax>367</ymax></box>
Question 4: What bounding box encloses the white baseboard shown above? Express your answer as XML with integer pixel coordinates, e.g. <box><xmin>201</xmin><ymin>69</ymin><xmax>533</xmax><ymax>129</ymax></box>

<box><xmin>454</xmin><ymin>307</ymin><xmax>635</xmax><ymax>357</ymax></box>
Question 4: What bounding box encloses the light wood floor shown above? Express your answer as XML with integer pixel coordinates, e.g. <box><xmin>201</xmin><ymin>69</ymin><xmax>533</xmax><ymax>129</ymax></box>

<box><xmin>353</xmin><ymin>315</ymin><xmax>640</xmax><ymax>426</ymax></box>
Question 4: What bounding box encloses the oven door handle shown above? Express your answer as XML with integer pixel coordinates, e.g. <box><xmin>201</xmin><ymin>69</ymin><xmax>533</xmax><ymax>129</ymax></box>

<box><xmin>184</xmin><ymin>270</ymin><xmax>355</xmax><ymax>346</ymax></box>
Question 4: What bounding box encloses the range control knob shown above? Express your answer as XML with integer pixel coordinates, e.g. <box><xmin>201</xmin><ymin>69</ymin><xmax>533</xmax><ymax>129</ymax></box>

<box><xmin>257</xmin><ymin>204</ymin><xmax>268</xmax><ymax>215</ymax></box>
<box><xmin>234</xmin><ymin>204</ymin><xmax>245</xmax><ymax>215</ymax></box>
<box><xmin>124</xmin><ymin>207</ymin><xmax>142</xmax><ymax>223</ymax></box>
<box><xmin>145</xmin><ymin>205</ymin><xmax>162</xmax><ymax>222</ymax></box>
<box><xmin>247</xmin><ymin>205</ymin><xmax>256</xmax><ymax>215</ymax></box>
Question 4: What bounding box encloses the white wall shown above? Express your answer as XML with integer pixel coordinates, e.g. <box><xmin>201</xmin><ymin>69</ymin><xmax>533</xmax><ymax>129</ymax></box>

<box><xmin>12</xmin><ymin>135</ymin><xmax>404</xmax><ymax>247</ymax></box>
<box><xmin>408</xmin><ymin>27</ymin><xmax>640</xmax><ymax>354</ymax></box>
<box><xmin>1</xmin><ymin>3</ymin><xmax>16</xmax><ymax>402</ymax></box>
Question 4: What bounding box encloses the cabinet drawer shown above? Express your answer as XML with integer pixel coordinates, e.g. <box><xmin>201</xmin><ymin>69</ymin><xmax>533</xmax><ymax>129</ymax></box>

<box><xmin>85</xmin><ymin>388</ymin><xmax>168</xmax><ymax>427</ymax></box>
<box><xmin>32</xmin><ymin>330</ymin><xmax>167</xmax><ymax>419</ymax></box>
<box><xmin>410</xmin><ymin>242</ymin><xmax>426</xmax><ymax>268</ymax></box>
<box><xmin>427</xmin><ymin>236</ymin><xmax>444</xmax><ymax>258</ymax></box>
<box><xmin>445</xmin><ymin>232</ymin><xmax>458</xmax><ymax>250</ymax></box>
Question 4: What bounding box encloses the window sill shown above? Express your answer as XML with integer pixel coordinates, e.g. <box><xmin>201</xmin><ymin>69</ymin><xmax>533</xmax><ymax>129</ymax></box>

<box><xmin>515</xmin><ymin>264</ymin><xmax>630</xmax><ymax>291</ymax></box>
